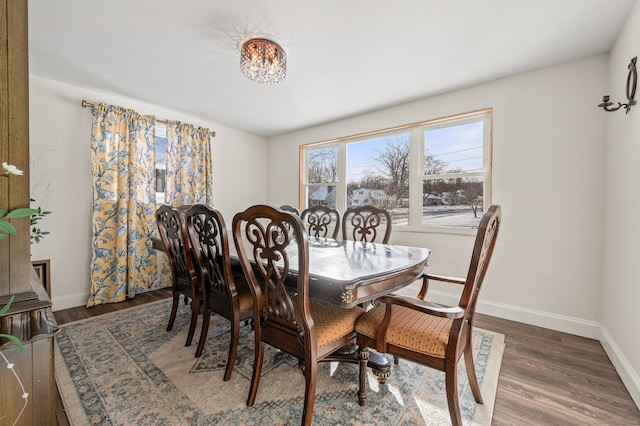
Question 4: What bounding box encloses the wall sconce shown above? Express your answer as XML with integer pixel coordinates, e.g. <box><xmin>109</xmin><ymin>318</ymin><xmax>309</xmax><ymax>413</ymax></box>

<box><xmin>598</xmin><ymin>56</ymin><xmax>637</xmax><ymax>114</ymax></box>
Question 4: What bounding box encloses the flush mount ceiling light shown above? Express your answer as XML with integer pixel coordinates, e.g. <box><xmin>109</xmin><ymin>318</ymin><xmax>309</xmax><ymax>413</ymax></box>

<box><xmin>240</xmin><ymin>37</ymin><xmax>287</xmax><ymax>84</ymax></box>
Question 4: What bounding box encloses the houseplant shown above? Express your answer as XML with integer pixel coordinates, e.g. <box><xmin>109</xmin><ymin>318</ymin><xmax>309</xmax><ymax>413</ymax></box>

<box><xmin>0</xmin><ymin>162</ymin><xmax>37</xmax><ymax>241</ymax></box>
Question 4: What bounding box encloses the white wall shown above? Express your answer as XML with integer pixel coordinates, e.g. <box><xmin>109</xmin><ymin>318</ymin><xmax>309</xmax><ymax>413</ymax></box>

<box><xmin>28</xmin><ymin>75</ymin><xmax>268</xmax><ymax>311</ymax></box>
<box><xmin>268</xmin><ymin>54</ymin><xmax>608</xmax><ymax>338</ymax></box>
<box><xmin>602</xmin><ymin>1</ymin><xmax>640</xmax><ymax>407</ymax></box>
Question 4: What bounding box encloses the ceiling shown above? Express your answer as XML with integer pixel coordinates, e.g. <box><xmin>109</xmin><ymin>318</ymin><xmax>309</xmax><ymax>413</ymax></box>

<box><xmin>28</xmin><ymin>0</ymin><xmax>637</xmax><ymax>138</ymax></box>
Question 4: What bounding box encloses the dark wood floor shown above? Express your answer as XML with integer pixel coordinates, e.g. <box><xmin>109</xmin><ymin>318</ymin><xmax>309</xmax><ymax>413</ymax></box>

<box><xmin>53</xmin><ymin>289</ymin><xmax>640</xmax><ymax>425</ymax></box>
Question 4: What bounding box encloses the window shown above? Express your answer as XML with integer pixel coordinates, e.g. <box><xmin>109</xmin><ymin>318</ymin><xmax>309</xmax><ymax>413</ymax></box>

<box><xmin>300</xmin><ymin>109</ymin><xmax>491</xmax><ymax>232</ymax></box>
<box><xmin>304</xmin><ymin>145</ymin><xmax>338</xmax><ymax>209</ymax></box>
<box><xmin>346</xmin><ymin>133</ymin><xmax>410</xmax><ymax>224</ymax></box>
<box><xmin>155</xmin><ymin>123</ymin><xmax>167</xmax><ymax>204</ymax></box>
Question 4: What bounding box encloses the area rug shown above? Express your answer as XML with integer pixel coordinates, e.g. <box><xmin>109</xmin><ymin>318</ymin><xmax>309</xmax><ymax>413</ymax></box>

<box><xmin>55</xmin><ymin>298</ymin><xmax>504</xmax><ymax>425</ymax></box>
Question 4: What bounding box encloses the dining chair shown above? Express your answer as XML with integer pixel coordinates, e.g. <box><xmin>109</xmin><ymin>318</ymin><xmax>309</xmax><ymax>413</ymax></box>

<box><xmin>156</xmin><ymin>204</ymin><xmax>201</xmax><ymax>347</ymax></box>
<box><xmin>300</xmin><ymin>205</ymin><xmax>340</xmax><ymax>239</ymax></box>
<box><xmin>342</xmin><ymin>204</ymin><xmax>392</xmax><ymax>244</ymax></box>
<box><xmin>183</xmin><ymin>205</ymin><xmax>253</xmax><ymax>380</ymax></box>
<box><xmin>279</xmin><ymin>204</ymin><xmax>301</xmax><ymax>216</ymax></box>
<box><xmin>232</xmin><ymin>204</ymin><xmax>366</xmax><ymax>426</ymax></box>
<box><xmin>354</xmin><ymin>205</ymin><xmax>501</xmax><ymax>426</ymax></box>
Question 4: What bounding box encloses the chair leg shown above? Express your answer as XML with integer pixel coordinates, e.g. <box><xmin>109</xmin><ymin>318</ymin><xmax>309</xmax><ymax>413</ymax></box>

<box><xmin>166</xmin><ymin>292</ymin><xmax>180</xmax><ymax>331</ymax></box>
<box><xmin>301</xmin><ymin>359</ymin><xmax>317</xmax><ymax>426</ymax></box>
<box><xmin>194</xmin><ymin>308</ymin><xmax>211</xmax><ymax>358</ymax></box>
<box><xmin>464</xmin><ymin>344</ymin><xmax>484</xmax><ymax>404</ymax></box>
<box><xmin>185</xmin><ymin>293</ymin><xmax>199</xmax><ymax>347</ymax></box>
<box><xmin>358</xmin><ymin>347</ymin><xmax>369</xmax><ymax>406</ymax></box>
<box><xmin>445</xmin><ymin>361</ymin><xmax>463</xmax><ymax>426</ymax></box>
<box><xmin>223</xmin><ymin>317</ymin><xmax>241</xmax><ymax>382</ymax></box>
<box><xmin>246</xmin><ymin>340</ymin><xmax>264</xmax><ymax>407</ymax></box>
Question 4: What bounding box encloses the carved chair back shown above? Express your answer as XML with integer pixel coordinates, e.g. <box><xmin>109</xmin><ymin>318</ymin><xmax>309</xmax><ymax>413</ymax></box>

<box><xmin>301</xmin><ymin>205</ymin><xmax>340</xmax><ymax>239</ymax></box>
<box><xmin>342</xmin><ymin>205</ymin><xmax>392</xmax><ymax>244</ymax></box>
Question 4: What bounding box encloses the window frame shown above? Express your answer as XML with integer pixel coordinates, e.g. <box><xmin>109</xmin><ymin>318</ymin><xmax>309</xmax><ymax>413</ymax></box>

<box><xmin>299</xmin><ymin>108</ymin><xmax>492</xmax><ymax>235</ymax></box>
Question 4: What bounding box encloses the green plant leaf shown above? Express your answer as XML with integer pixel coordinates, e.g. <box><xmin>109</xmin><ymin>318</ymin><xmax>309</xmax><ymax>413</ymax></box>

<box><xmin>0</xmin><ymin>295</ymin><xmax>14</xmax><ymax>315</ymax></box>
<box><xmin>0</xmin><ymin>220</ymin><xmax>17</xmax><ymax>235</ymax></box>
<box><xmin>7</xmin><ymin>208</ymin><xmax>38</xmax><ymax>219</ymax></box>
<box><xmin>0</xmin><ymin>334</ymin><xmax>24</xmax><ymax>352</ymax></box>
<box><xmin>0</xmin><ymin>234</ymin><xmax>8</xmax><ymax>241</ymax></box>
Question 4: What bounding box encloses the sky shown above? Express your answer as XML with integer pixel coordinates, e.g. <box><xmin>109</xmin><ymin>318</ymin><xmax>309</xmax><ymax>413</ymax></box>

<box><xmin>345</xmin><ymin>120</ymin><xmax>483</xmax><ymax>183</ymax></box>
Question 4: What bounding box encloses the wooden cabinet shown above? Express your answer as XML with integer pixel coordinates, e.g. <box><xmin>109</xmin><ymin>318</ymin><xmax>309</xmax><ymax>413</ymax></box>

<box><xmin>0</xmin><ymin>1</ymin><xmax>60</xmax><ymax>424</ymax></box>
<box><xmin>0</xmin><ymin>277</ymin><xmax>59</xmax><ymax>426</ymax></box>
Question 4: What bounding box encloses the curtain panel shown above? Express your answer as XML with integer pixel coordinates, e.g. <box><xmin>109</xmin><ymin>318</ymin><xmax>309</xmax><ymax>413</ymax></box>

<box><xmin>87</xmin><ymin>103</ymin><xmax>169</xmax><ymax>306</ymax></box>
<box><xmin>165</xmin><ymin>122</ymin><xmax>214</xmax><ymax>206</ymax></box>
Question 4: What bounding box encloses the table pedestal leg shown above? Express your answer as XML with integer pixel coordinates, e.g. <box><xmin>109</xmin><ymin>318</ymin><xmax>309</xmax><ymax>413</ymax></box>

<box><xmin>322</xmin><ymin>340</ymin><xmax>391</xmax><ymax>384</ymax></box>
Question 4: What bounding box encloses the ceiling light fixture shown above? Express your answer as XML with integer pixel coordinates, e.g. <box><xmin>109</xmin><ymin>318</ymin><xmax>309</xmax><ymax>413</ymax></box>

<box><xmin>240</xmin><ymin>37</ymin><xmax>287</xmax><ymax>85</ymax></box>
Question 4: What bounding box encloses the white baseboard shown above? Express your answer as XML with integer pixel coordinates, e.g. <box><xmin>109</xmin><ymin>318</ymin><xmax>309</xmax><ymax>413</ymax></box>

<box><xmin>600</xmin><ymin>327</ymin><xmax>640</xmax><ymax>409</ymax></box>
<box><xmin>410</xmin><ymin>288</ymin><xmax>601</xmax><ymax>339</ymax></box>
<box><xmin>51</xmin><ymin>292</ymin><xmax>90</xmax><ymax>311</ymax></box>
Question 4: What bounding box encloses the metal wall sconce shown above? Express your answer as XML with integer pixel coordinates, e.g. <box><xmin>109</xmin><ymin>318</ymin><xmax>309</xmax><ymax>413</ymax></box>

<box><xmin>598</xmin><ymin>56</ymin><xmax>637</xmax><ymax>114</ymax></box>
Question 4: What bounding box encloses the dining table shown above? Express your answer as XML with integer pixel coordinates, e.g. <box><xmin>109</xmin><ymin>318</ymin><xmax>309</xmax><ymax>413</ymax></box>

<box><xmin>150</xmin><ymin>233</ymin><xmax>431</xmax><ymax>380</ymax></box>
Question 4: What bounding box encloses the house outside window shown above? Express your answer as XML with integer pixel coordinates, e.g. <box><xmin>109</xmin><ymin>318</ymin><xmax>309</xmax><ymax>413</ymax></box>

<box><xmin>300</xmin><ymin>109</ymin><xmax>492</xmax><ymax>232</ymax></box>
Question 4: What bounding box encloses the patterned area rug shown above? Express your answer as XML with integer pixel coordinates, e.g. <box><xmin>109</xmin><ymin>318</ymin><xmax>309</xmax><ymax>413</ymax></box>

<box><xmin>55</xmin><ymin>298</ymin><xmax>504</xmax><ymax>425</ymax></box>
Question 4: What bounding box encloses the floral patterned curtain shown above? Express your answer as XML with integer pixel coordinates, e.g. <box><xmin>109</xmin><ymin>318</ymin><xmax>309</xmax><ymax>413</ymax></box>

<box><xmin>165</xmin><ymin>121</ymin><xmax>213</xmax><ymax>206</ymax></box>
<box><xmin>87</xmin><ymin>103</ymin><xmax>170</xmax><ymax>306</ymax></box>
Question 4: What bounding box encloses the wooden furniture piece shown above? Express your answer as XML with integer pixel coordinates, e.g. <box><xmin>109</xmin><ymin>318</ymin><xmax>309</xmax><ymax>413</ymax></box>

<box><xmin>183</xmin><ymin>204</ymin><xmax>253</xmax><ymax>379</ymax></box>
<box><xmin>152</xmin><ymin>224</ymin><xmax>430</xmax><ymax>378</ymax></box>
<box><xmin>279</xmin><ymin>204</ymin><xmax>300</xmax><ymax>216</ymax></box>
<box><xmin>342</xmin><ymin>204</ymin><xmax>392</xmax><ymax>244</ymax></box>
<box><xmin>232</xmin><ymin>204</ymin><xmax>366</xmax><ymax>426</ymax></box>
<box><xmin>229</xmin><ymin>236</ymin><xmax>429</xmax><ymax>309</ymax></box>
<box><xmin>155</xmin><ymin>205</ymin><xmax>201</xmax><ymax>346</ymax></box>
<box><xmin>355</xmin><ymin>205</ymin><xmax>501</xmax><ymax>426</ymax></box>
<box><xmin>0</xmin><ymin>1</ymin><xmax>59</xmax><ymax>424</ymax></box>
<box><xmin>300</xmin><ymin>205</ymin><xmax>340</xmax><ymax>239</ymax></box>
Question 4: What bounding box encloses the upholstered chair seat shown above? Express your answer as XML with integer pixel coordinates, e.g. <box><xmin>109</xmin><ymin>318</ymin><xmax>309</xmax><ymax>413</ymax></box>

<box><xmin>356</xmin><ymin>302</ymin><xmax>453</xmax><ymax>358</ymax></box>
<box><xmin>234</xmin><ymin>277</ymin><xmax>254</xmax><ymax>312</ymax></box>
<box><xmin>306</xmin><ymin>298</ymin><xmax>364</xmax><ymax>348</ymax></box>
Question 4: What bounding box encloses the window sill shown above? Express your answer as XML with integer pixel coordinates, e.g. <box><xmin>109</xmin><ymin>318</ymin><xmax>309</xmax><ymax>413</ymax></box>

<box><xmin>393</xmin><ymin>226</ymin><xmax>477</xmax><ymax>236</ymax></box>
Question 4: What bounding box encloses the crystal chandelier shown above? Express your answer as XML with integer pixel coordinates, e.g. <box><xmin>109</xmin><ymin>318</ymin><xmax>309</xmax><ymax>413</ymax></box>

<box><xmin>240</xmin><ymin>38</ymin><xmax>287</xmax><ymax>84</ymax></box>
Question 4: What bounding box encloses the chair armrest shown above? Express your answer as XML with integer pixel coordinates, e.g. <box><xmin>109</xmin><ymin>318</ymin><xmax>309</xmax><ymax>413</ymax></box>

<box><xmin>416</xmin><ymin>273</ymin><xmax>466</xmax><ymax>300</ymax></box>
<box><xmin>379</xmin><ymin>294</ymin><xmax>464</xmax><ymax>319</ymax></box>
<box><xmin>423</xmin><ymin>273</ymin><xmax>466</xmax><ymax>285</ymax></box>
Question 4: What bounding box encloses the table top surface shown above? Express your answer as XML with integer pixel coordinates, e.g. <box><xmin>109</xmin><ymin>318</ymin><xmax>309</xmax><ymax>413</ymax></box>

<box><xmin>152</xmin><ymin>233</ymin><xmax>430</xmax><ymax>307</ymax></box>
<box><xmin>285</xmin><ymin>237</ymin><xmax>430</xmax><ymax>284</ymax></box>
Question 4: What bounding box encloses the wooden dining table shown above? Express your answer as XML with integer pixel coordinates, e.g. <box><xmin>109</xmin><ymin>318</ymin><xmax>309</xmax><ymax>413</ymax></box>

<box><xmin>150</xmin><ymin>233</ymin><xmax>431</xmax><ymax>379</ymax></box>
<box><xmin>152</xmin><ymin>234</ymin><xmax>429</xmax><ymax>307</ymax></box>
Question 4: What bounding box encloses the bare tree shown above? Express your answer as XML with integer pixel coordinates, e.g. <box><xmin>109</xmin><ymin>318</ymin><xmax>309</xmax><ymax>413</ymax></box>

<box><xmin>307</xmin><ymin>148</ymin><xmax>337</xmax><ymax>183</ymax></box>
<box><xmin>374</xmin><ymin>136</ymin><xmax>410</xmax><ymax>205</ymax></box>
<box><xmin>459</xmin><ymin>179</ymin><xmax>483</xmax><ymax>217</ymax></box>
<box><xmin>423</xmin><ymin>152</ymin><xmax>448</xmax><ymax>202</ymax></box>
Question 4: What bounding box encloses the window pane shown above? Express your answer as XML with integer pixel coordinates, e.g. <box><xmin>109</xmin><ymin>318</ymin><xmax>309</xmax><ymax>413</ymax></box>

<box><xmin>307</xmin><ymin>146</ymin><xmax>337</xmax><ymax>184</ymax></box>
<box><xmin>425</xmin><ymin>121</ymin><xmax>483</xmax><ymax>175</ymax></box>
<box><xmin>156</xmin><ymin>123</ymin><xmax>167</xmax><ymax>204</ymax></box>
<box><xmin>346</xmin><ymin>134</ymin><xmax>409</xmax><ymax>225</ymax></box>
<box><xmin>306</xmin><ymin>185</ymin><xmax>337</xmax><ymax>209</ymax></box>
<box><xmin>422</xmin><ymin>177</ymin><xmax>483</xmax><ymax>228</ymax></box>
